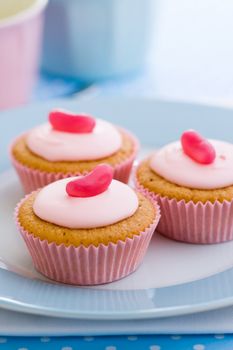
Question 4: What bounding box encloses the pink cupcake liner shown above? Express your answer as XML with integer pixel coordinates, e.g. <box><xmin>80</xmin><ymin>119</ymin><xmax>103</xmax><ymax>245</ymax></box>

<box><xmin>135</xmin><ymin>174</ymin><xmax>233</xmax><ymax>244</ymax></box>
<box><xmin>15</xmin><ymin>194</ymin><xmax>160</xmax><ymax>285</ymax></box>
<box><xmin>10</xmin><ymin>129</ymin><xmax>139</xmax><ymax>194</ymax></box>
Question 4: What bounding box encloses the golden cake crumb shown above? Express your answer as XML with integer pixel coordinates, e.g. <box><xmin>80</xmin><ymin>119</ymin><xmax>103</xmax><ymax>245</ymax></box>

<box><xmin>136</xmin><ymin>158</ymin><xmax>233</xmax><ymax>203</ymax></box>
<box><xmin>18</xmin><ymin>192</ymin><xmax>156</xmax><ymax>247</ymax></box>
<box><xmin>12</xmin><ymin>129</ymin><xmax>135</xmax><ymax>173</ymax></box>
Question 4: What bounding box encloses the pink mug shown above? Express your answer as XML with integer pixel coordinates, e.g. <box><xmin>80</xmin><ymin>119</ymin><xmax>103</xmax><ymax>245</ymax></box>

<box><xmin>0</xmin><ymin>0</ymin><xmax>48</xmax><ymax>110</ymax></box>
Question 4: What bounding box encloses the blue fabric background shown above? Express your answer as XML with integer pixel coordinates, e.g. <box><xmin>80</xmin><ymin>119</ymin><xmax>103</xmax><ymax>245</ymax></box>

<box><xmin>0</xmin><ymin>334</ymin><xmax>232</xmax><ymax>349</ymax></box>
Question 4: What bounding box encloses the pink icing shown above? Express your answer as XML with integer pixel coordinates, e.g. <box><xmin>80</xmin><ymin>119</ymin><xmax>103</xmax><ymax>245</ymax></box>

<box><xmin>33</xmin><ymin>177</ymin><xmax>139</xmax><ymax>229</ymax></box>
<box><xmin>26</xmin><ymin>119</ymin><xmax>122</xmax><ymax>162</ymax></box>
<box><xmin>150</xmin><ymin>140</ymin><xmax>233</xmax><ymax>189</ymax></box>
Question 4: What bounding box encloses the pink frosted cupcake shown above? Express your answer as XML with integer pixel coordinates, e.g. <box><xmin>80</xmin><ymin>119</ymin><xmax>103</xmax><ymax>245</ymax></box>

<box><xmin>10</xmin><ymin>109</ymin><xmax>139</xmax><ymax>193</ymax></box>
<box><xmin>15</xmin><ymin>164</ymin><xmax>160</xmax><ymax>285</ymax></box>
<box><xmin>135</xmin><ymin>130</ymin><xmax>233</xmax><ymax>244</ymax></box>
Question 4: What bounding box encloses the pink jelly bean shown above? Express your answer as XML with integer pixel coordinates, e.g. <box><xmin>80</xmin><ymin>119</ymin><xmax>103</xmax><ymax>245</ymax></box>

<box><xmin>66</xmin><ymin>164</ymin><xmax>114</xmax><ymax>197</ymax></box>
<box><xmin>181</xmin><ymin>130</ymin><xmax>216</xmax><ymax>164</ymax></box>
<box><xmin>49</xmin><ymin>109</ymin><xmax>96</xmax><ymax>133</ymax></box>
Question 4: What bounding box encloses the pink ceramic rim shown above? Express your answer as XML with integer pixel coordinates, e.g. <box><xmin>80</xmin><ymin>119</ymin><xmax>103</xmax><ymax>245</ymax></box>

<box><xmin>0</xmin><ymin>0</ymin><xmax>48</xmax><ymax>29</ymax></box>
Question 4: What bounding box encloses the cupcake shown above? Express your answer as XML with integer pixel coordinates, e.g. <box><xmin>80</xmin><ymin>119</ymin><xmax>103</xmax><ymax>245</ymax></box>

<box><xmin>11</xmin><ymin>109</ymin><xmax>139</xmax><ymax>193</ymax></box>
<box><xmin>135</xmin><ymin>130</ymin><xmax>233</xmax><ymax>244</ymax></box>
<box><xmin>15</xmin><ymin>164</ymin><xmax>160</xmax><ymax>285</ymax></box>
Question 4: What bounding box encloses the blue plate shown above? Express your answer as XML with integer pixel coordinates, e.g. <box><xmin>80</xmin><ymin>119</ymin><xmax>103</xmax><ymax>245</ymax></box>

<box><xmin>2</xmin><ymin>96</ymin><xmax>233</xmax><ymax>320</ymax></box>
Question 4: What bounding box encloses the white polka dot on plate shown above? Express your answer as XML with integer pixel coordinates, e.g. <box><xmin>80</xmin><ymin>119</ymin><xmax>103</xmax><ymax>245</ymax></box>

<box><xmin>61</xmin><ymin>347</ymin><xmax>73</xmax><ymax>350</ymax></box>
<box><xmin>0</xmin><ymin>338</ymin><xmax>7</xmax><ymax>343</ymax></box>
<box><xmin>150</xmin><ymin>346</ymin><xmax>161</xmax><ymax>350</ymax></box>
<box><xmin>193</xmin><ymin>345</ymin><xmax>205</xmax><ymax>350</ymax></box>
<box><xmin>105</xmin><ymin>347</ymin><xmax>117</xmax><ymax>350</ymax></box>
<box><xmin>127</xmin><ymin>336</ymin><xmax>138</xmax><ymax>341</ymax></box>
<box><xmin>171</xmin><ymin>335</ymin><xmax>182</xmax><ymax>340</ymax></box>
<box><xmin>214</xmin><ymin>334</ymin><xmax>225</xmax><ymax>339</ymax></box>
<box><xmin>18</xmin><ymin>348</ymin><xmax>28</xmax><ymax>350</ymax></box>
<box><xmin>40</xmin><ymin>337</ymin><xmax>51</xmax><ymax>342</ymax></box>
<box><xmin>83</xmin><ymin>337</ymin><xmax>94</xmax><ymax>341</ymax></box>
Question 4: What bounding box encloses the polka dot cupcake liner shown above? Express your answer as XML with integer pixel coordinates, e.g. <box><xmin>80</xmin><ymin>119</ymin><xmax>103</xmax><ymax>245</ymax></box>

<box><xmin>10</xmin><ymin>130</ymin><xmax>139</xmax><ymax>194</ymax></box>
<box><xmin>135</xmin><ymin>176</ymin><xmax>233</xmax><ymax>244</ymax></box>
<box><xmin>15</xmin><ymin>194</ymin><xmax>160</xmax><ymax>286</ymax></box>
